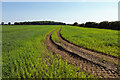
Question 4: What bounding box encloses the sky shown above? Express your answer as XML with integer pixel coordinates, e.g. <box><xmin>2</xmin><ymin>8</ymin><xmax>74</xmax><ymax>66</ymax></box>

<box><xmin>2</xmin><ymin>2</ymin><xmax>118</xmax><ymax>24</ymax></box>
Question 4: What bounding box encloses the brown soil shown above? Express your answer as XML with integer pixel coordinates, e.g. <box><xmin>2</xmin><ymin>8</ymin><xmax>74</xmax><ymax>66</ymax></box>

<box><xmin>45</xmin><ymin>28</ymin><xmax>120</xmax><ymax>78</ymax></box>
<box><xmin>58</xmin><ymin>27</ymin><xmax>120</xmax><ymax>69</ymax></box>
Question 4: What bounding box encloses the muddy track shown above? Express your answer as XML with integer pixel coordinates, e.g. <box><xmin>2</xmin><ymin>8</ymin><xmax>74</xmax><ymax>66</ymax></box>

<box><xmin>45</xmin><ymin>28</ymin><xmax>120</xmax><ymax>78</ymax></box>
<box><xmin>57</xmin><ymin>27</ymin><xmax>120</xmax><ymax>70</ymax></box>
<box><xmin>58</xmin><ymin>27</ymin><xmax>120</xmax><ymax>61</ymax></box>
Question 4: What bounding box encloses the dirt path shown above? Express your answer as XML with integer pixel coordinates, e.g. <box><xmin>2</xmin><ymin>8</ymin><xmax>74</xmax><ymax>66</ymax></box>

<box><xmin>57</xmin><ymin>27</ymin><xmax>120</xmax><ymax>70</ymax></box>
<box><xmin>58</xmin><ymin>27</ymin><xmax>119</xmax><ymax>63</ymax></box>
<box><xmin>45</xmin><ymin>28</ymin><xmax>120</xmax><ymax>78</ymax></box>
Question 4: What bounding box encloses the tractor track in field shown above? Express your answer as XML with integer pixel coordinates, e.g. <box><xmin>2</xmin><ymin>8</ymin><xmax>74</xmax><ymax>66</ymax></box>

<box><xmin>45</xmin><ymin>28</ymin><xmax>120</xmax><ymax>78</ymax></box>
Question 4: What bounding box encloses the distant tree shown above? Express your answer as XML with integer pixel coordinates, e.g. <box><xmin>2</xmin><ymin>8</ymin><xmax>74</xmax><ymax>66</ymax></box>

<box><xmin>79</xmin><ymin>23</ymin><xmax>85</xmax><ymax>27</ymax></box>
<box><xmin>8</xmin><ymin>22</ymin><xmax>11</xmax><ymax>25</ymax></box>
<box><xmin>85</xmin><ymin>22</ymin><xmax>97</xmax><ymax>28</ymax></box>
<box><xmin>14</xmin><ymin>22</ymin><xmax>19</xmax><ymax>25</ymax></box>
<box><xmin>73</xmin><ymin>22</ymin><xmax>78</xmax><ymax>26</ymax></box>
<box><xmin>109</xmin><ymin>21</ymin><xmax>120</xmax><ymax>30</ymax></box>
<box><xmin>74</xmin><ymin>21</ymin><xmax>120</xmax><ymax>30</ymax></box>
<box><xmin>99</xmin><ymin>21</ymin><xmax>109</xmax><ymax>29</ymax></box>
<box><xmin>1</xmin><ymin>22</ymin><xmax>4</xmax><ymax>25</ymax></box>
<box><xmin>14</xmin><ymin>21</ymin><xmax>66</xmax><ymax>25</ymax></box>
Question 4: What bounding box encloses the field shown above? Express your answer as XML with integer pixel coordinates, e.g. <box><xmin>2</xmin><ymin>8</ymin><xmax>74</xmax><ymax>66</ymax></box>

<box><xmin>61</xmin><ymin>26</ymin><xmax>119</xmax><ymax>57</ymax></box>
<box><xmin>2</xmin><ymin>1</ymin><xmax>120</xmax><ymax>78</ymax></box>
<box><xmin>2</xmin><ymin>25</ymin><xmax>119</xmax><ymax>78</ymax></box>
<box><xmin>49</xmin><ymin>26</ymin><xmax>120</xmax><ymax>78</ymax></box>
<box><xmin>2</xmin><ymin>25</ymin><xmax>94</xmax><ymax>78</ymax></box>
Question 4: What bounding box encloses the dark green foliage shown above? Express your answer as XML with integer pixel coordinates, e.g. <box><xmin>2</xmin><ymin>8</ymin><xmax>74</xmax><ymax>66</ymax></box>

<box><xmin>79</xmin><ymin>23</ymin><xmax>85</xmax><ymax>27</ymax></box>
<box><xmin>8</xmin><ymin>22</ymin><xmax>11</xmax><ymax>25</ymax></box>
<box><xmin>79</xmin><ymin>21</ymin><xmax>120</xmax><ymax>30</ymax></box>
<box><xmin>84</xmin><ymin>22</ymin><xmax>98</xmax><ymax>28</ymax></box>
<box><xmin>73</xmin><ymin>22</ymin><xmax>78</xmax><ymax>26</ymax></box>
<box><xmin>14</xmin><ymin>21</ymin><xmax>66</xmax><ymax>25</ymax></box>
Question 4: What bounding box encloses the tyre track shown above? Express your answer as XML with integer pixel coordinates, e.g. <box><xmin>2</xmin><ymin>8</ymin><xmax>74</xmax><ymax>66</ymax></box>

<box><xmin>57</xmin><ymin>28</ymin><xmax>120</xmax><ymax>71</ymax></box>
<box><xmin>45</xmin><ymin>29</ymin><xmax>120</xmax><ymax>78</ymax></box>
<box><xmin>58</xmin><ymin>27</ymin><xmax>119</xmax><ymax>62</ymax></box>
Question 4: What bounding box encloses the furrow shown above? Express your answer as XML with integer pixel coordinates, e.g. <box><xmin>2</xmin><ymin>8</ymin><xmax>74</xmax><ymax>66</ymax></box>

<box><xmin>58</xmin><ymin>27</ymin><xmax>120</xmax><ymax>72</ymax></box>
<box><xmin>45</xmin><ymin>29</ymin><xmax>120</xmax><ymax>78</ymax></box>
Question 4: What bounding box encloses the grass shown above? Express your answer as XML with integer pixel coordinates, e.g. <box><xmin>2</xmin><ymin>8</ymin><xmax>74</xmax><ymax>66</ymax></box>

<box><xmin>51</xmin><ymin>27</ymin><xmax>61</xmax><ymax>43</ymax></box>
<box><xmin>2</xmin><ymin>25</ymin><xmax>94</xmax><ymax>78</ymax></box>
<box><xmin>61</xmin><ymin>25</ymin><xmax>119</xmax><ymax>57</ymax></box>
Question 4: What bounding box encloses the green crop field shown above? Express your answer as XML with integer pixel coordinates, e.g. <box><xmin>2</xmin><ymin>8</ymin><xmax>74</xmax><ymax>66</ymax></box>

<box><xmin>51</xmin><ymin>27</ymin><xmax>61</xmax><ymax>43</ymax></box>
<box><xmin>2</xmin><ymin>25</ymin><xmax>94</xmax><ymax>78</ymax></box>
<box><xmin>60</xmin><ymin>26</ymin><xmax>119</xmax><ymax>57</ymax></box>
<box><xmin>2</xmin><ymin>25</ymin><xmax>119</xmax><ymax>78</ymax></box>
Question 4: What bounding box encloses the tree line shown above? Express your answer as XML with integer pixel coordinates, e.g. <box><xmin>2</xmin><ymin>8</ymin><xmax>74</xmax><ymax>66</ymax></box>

<box><xmin>1</xmin><ymin>21</ymin><xmax>120</xmax><ymax>30</ymax></box>
<box><xmin>14</xmin><ymin>21</ymin><xmax>66</xmax><ymax>25</ymax></box>
<box><xmin>0</xmin><ymin>21</ymin><xmax>66</xmax><ymax>25</ymax></box>
<box><xmin>73</xmin><ymin>21</ymin><xmax>120</xmax><ymax>30</ymax></box>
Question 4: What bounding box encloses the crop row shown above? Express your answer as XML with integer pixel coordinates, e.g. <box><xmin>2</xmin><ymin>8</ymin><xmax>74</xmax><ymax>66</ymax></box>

<box><xmin>2</xmin><ymin>25</ymin><xmax>93</xmax><ymax>78</ymax></box>
<box><xmin>60</xmin><ymin>26</ymin><xmax>119</xmax><ymax>57</ymax></box>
